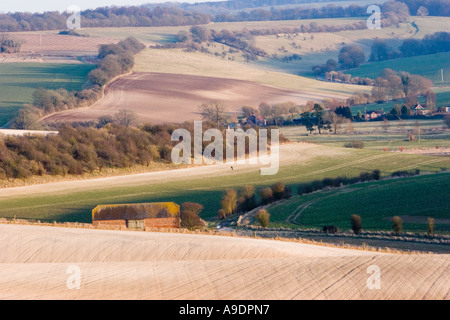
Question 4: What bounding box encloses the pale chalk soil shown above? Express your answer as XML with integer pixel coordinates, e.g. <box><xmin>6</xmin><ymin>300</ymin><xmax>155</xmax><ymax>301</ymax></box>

<box><xmin>0</xmin><ymin>224</ymin><xmax>448</xmax><ymax>300</ymax></box>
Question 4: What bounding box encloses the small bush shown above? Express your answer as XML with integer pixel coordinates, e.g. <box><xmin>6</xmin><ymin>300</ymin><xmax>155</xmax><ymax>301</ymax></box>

<box><xmin>392</xmin><ymin>216</ymin><xmax>403</xmax><ymax>234</ymax></box>
<box><xmin>391</xmin><ymin>169</ymin><xmax>420</xmax><ymax>177</ymax></box>
<box><xmin>372</xmin><ymin>169</ymin><xmax>381</xmax><ymax>180</ymax></box>
<box><xmin>427</xmin><ymin>217</ymin><xmax>435</xmax><ymax>236</ymax></box>
<box><xmin>255</xmin><ymin>209</ymin><xmax>270</xmax><ymax>228</ymax></box>
<box><xmin>344</xmin><ymin>140</ymin><xmax>364</xmax><ymax>149</ymax></box>
<box><xmin>218</xmin><ymin>209</ymin><xmax>226</xmax><ymax>220</ymax></box>
<box><xmin>444</xmin><ymin>114</ymin><xmax>450</xmax><ymax>128</ymax></box>
<box><xmin>351</xmin><ymin>214</ymin><xmax>362</xmax><ymax>235</ymax></box>
<box><xmin>322</xmin><ymin>225</ymin><xmax>339</xmax><ymax>234</ymax></box>
<box><xmin>180</xmin><ymin>202</ymin><xmax>205</xmax><ymax>230</ymax></box>
<box><xmin>259</xmin><ymin>187</ymin><xmax>274</xmax><ymax>205</ymax></box>
<box><xmin>271</xmin><ymin>182</ymin><xmax>286</xmax><ymax>200</ymax></box>
<box><xmin>220</xmin><ymin>189</ymin><xmax>237</xmax><ymax>216</ymax></box>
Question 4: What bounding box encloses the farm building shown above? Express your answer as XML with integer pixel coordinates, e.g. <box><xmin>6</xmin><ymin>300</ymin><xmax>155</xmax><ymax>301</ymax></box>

<box><xmin>246</xmin><ymin>113</ymin><xmax>267</xmax><ymax>126</ymax></box>
<box><xmin>364</xmin><ymin>110</ymin><xmax>384</xmax><ymax>120</ymax></box>
<box><xmin>92</xmin><ymin>202</ymin><xmax>180</xmax><ymax>231</ymax></box>
<box><xmin>412</xmin><ymin>103</ymin><xmax>430</xmax><ymax>116</ymax></box>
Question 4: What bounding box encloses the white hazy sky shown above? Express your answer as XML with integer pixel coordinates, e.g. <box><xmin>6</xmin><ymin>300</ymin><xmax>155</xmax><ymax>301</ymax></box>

<box><xmin>0</xmin><ymin>0</ymin><xmax>213</xmax><ymax>14</ymax></box>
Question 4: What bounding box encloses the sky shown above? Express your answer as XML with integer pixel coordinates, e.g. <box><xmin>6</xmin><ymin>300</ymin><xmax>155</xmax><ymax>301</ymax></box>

<box><xmin>0</xmin><ymin>0</ymin><xmax>212</xmax><ymax>14</ymax></box>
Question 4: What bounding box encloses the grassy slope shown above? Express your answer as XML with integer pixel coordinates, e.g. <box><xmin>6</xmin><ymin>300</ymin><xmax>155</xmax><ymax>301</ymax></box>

<box><xmin>267</xmin><ymin>172</ymin><xmax>450</xmax><ymax>233</ymax></box>
<box><xmin>0</xmin><ymin>63</ymin><xmax>95</xmax><ymax>127</ymax></box>
<box><xmin>346</xmin><ymin>52</ymin><xmax>450</xmax><ymax>86</ymax></box>
<box><xmin>0</xmin><ymin>145</ymin><xmax>449</xmax><ymax>223</ymax></box>
<box><xmin>133</xmin><ymin>48</ymin><xmax>368</xmax><ymax>97</ymax></box>
<box><xmin>251</xmin><ymin>16</ymin><xmax>450</xmax><ymax>77</ymax></box>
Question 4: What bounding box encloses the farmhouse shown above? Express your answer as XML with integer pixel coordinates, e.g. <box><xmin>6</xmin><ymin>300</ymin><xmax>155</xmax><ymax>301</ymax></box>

<box><xmin>246</xmin><ymin>113</ymin><xmax>267</xmax><ymax>126</ymax></box>
<box><xmin>92</xmin><ymin>202</ymin><xmax>180</xmax><ymax>230</ymax></box>
<box><xmin>364</xmin><ymin>110</ymin><xmax>384</xmax><ymax>120</ymax></box>
<box><xmin>413</xmin><ymin>103</ymin><xmax>430</xmax><ymax>115</ymax></box>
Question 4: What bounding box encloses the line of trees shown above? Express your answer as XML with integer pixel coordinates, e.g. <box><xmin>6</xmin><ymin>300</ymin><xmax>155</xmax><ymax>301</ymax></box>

<box><xmin>159</xmin><ymin>26</ymin><xmax>269</xmax><ymax>62</ymax></box>
<box><xmin>210</xmin><ymin>1</ymin><xmax>409</xmax><ymax>24</ymax></box>
<box><xmin>0</xmin><ymin>0</ymin><xmax>420</xmax><ymax>33</ymax></box>
<box><xmin>370</xmin><ymin>32</ymin><xmax>450</xmax><ymax>62</ymax></box>
<box><xmin>0</xmin><ymin>6</ymin><xmax>210</xmax><ymax>32</ymax></box>
<box><xmin>371</xmin><ymin>68</ymin><xmax>433</xmax><ymax>107</ymax></box>
<box><xmin>182</xmin><ymin>0</ymin><xmax>448</xmax><ymax>18</ymax></box>
<box><xmin>218</xmin><ymin>182</ymin><xmax>292</xmax><ymax>219</ymax></box>
<box><xmin>315</xmin><ymin>32</ymin><xmax>448</xmax><ymax>79</ymax></box>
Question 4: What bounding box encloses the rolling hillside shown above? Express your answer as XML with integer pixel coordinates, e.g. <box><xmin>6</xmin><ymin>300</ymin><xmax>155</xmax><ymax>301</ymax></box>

<box><xmin>0</xmin><ymin>224</ymin><xmax>448</xmax><ymax>300</ymax></box>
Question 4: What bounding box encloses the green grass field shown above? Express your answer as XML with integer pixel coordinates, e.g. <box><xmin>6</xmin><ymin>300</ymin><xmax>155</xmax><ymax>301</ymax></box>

<box><xmin>282</xmin><ymin>119</ymin><xmax>450</xmax><ymax>150</ymax></box>
<box><xmin>267</xmin><ymin>172</ymin><xmax>450</xmax><ymax>233</ymax></box>
<box><xmin>0</xmin><ymin>63</ymin><xmax>95</xmax><ymax>127</ymax></box>
<box><xmin>0</xmin><ymin>145</ymin><xmax>449</xmax><ymax>224</ymax></box>
<box><xmin>346</xmin><ymin>52</ymin><xmax>450</xmax><ymax>86</ymax></box>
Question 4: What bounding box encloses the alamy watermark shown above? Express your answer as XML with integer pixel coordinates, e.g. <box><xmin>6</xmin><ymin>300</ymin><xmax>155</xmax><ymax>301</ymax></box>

<box><xmin>366</xmin><ymin>265</ymin><xmax>381</xmax><ymax>290</ymax></box>
<box><xmin>171</xmin><ymin>121</ymin><xmax>279</xmax><ymax>175</ymax></box>
<box><xmin>66</xmin><ymin>264</ymin><xmax>81</xmax><ymax>290</ymax></box>
<box><xmin>66</xmin><ymin>5</ymin><xmax>81</xmax><ymax>30</ymax></box>
<box><xmin>367</xmin><ymin>5</ymin><xmax>381</xmax><ymax>30</ymax></box>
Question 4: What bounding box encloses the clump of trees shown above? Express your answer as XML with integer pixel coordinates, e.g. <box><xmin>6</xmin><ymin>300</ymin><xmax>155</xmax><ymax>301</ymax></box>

<box><xmin>180</xmin><ymin>202</ymin><xmax>206</xmax><ymax>230</ymax></box>
<box><xmin>0</xmin><ymin>35</ymin><xmax>22</xmax><ymax>53</ymax></box>
<box><xmin>338</xmin><ymin>45</ymin><xmax>365</xmax><ymax>70</ymax></box>
<box><xmin>371</xmin><ymin>69</ymin><xmax>432</xmax><ymax>107</ymax></box>
<box><xmin>89</xmin><ymin>37</ymin><xmax>146</xmax><ymax>86</ymax></box>
<box><xmin>1</xmin><ymin>119</ymin><xmax>233</xmax><ymax>180</ymax></box>
<box><xmin>300</xmin><ymin>103</ymin><xmax>332</xmax><ymax>134</ymax></box>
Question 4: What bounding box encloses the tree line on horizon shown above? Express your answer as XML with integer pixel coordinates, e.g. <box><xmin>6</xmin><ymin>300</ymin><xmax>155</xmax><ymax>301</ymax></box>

<box><xmin>0</xmin><ymin>6</ymin><xmax>210</xmax><ymax>32</ymax></box>
<box><xmin>179</xmin><ymin>0</ymin><xmax>449</xmax><ymax>19</ymax></box>
<box><xmin>2</xmin><ymin>0</ymin><xmax>447</xmax><ymax>33</ymax></box>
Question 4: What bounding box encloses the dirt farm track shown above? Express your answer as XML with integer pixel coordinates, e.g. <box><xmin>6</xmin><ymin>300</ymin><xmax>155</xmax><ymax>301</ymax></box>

<box><xmin>0</xmin><ymin>224</ymin><xmax>448</xmax><ymax>300</ymax></box>
<box><xmin>43</xmin><ymin>72</ymin><xmax>343</xmax><ymax>124</ymax></box>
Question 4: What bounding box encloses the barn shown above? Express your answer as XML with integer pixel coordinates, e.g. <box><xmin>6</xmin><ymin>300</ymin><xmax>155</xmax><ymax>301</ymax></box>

<box><xmin>92</xmin><ymin>202</ymin><xmax>180</xmax><ymax>231</ymax></box>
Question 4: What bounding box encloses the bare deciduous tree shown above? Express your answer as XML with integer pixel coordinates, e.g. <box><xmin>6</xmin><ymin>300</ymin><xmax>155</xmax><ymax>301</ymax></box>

<box><xmin>199</xmin><ymin>101</ymin><xmax>227</xmax><ymax>125</ymax></box>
